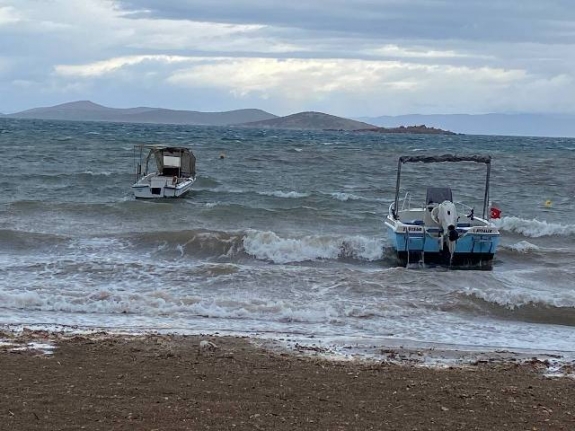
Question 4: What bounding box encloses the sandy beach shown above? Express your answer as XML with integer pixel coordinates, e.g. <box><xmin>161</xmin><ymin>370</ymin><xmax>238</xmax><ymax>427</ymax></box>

<box><xmin>1</xmin><ymin>330</ymin><xmax>575</xmax><ymax>431</ymax></box>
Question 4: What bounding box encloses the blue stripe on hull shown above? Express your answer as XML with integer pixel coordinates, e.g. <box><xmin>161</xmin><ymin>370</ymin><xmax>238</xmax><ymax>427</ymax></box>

<box><xmin>453</xmin><ymin>234</ymin><xmax>500</xmax><ymax>254</ymax></box>
<box><xmin>388</xmin><ymin>227</ymin><xmax>499</xmax><ymax>268</ymax></box>
<box><xmin>387</xmin><ymin>228</ymin><xmax>441</xmax><ymax>253</ymax></box>
<box><xmin>388</xmin><ymin>229</ymin><xmax>499</xmax><ymax>254</ymax></box>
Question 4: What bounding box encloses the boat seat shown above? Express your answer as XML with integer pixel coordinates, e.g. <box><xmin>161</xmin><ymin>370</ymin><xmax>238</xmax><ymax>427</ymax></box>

<box><xmin>162</xmin><ymin>167</ymin><xmax>180</xmax><ymax>176</ymax></box>
<box><xmin>404</xmin><ymin>220</ymin><xmax>424</xmax><ymax>225</ymax></box>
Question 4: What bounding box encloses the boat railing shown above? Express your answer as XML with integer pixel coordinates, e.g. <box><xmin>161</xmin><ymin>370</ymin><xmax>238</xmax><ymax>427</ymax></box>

<box><xmin>390</xmin><ymin>193</ymin><xmax>481</xmax><ymax>222</ymax></box>
<box><xmin>389</xmin><ymin>192</ymin><xmax>412</xmax><ymax>219</ymax></box>
<box><xmin>400</xmin><ymin>192</ymin><xmax>412</xmax><ymax>211</ymax></box>
<box><xmin>454</xmin><ymin>201</ymin><xmax>477</xmax><ymax>220</ymax></box>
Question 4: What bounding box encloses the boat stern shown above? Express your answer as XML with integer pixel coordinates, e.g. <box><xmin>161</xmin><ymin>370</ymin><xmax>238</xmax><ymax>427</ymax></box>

<box><xmin>386</xmin><ymin>216</ymin><xmax>500</xmax><ymax>268</ymax></box>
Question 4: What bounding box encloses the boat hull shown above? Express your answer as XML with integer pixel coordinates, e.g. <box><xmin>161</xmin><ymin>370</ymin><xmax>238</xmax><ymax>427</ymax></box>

<box><xmin>385</xmin><ymin>219</ymin><xmax>500</xmax><ymax>268</ymax></box>
<box><xmin>132</xmin><ymin>176</ymin><xmax>195</xmax><ymax>199</ymax></box>
<box><xmin>396</xmin><ymin>250</ymin><xmax>496</xmax><ymax>268</ymax></box>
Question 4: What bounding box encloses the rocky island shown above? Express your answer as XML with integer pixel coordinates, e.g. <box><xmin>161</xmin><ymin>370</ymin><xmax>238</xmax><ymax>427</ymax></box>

<box><xmin>357</xmin><ymin>124</ymin><xmax>456</xmax><ymax>135</ymax></box>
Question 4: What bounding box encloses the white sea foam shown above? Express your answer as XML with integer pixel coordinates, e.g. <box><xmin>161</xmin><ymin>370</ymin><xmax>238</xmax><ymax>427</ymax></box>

<box><xmin>0</xmin><ymin>287</ymin><xmax>344</xmax><ymax>325</ymax></box>
<box><xmin>83</xmin><ymin>170</ymin><xmax>112</xmax><ymax>176</ymax></box>
<box><xmin>259</xmin><ymin>191</ymin><xmax>310</xmax><ymax>199</ymax></box>
<box><xmin>325</xmin><ymin>192</ymin><xmax>390</xmax><ymax>203</ymax></box>
<box><xmin>495</xmin><ymin>216</ymin><xmax>575</xmax><ymax>237</ymax></box>
<box><xmin>242</xmin><ymin>230</ymin><xmax>384</xmax><ymax>263</ymax></box>
<box><xmin>214</xmin><ymin>187</ymin><xmax>245</xmax><ymax>194</ymax></box>
<box><xmin>329</xmin><ymin>192</ymin><xmax>361</xmax><ymax>202</ymax></box>
<box><xmin>463</xmin><ymin>286</ymin><xmax>575</xmax><ymax>309</ymax></box>
<box><xmin>506</xmin><ymin>241</ymin><xmax>540</xmax><ymax>253</ymax></box>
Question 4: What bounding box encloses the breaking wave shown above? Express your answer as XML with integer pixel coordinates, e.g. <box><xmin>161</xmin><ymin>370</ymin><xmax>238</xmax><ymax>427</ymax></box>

<box><xmin>0</xmin><ymin>287</ymin><xmax>346</xmax><ymax>325</ymax></box>
<box><xmin>126</xmin><ymin>229</ymin><xmax>384</xmax><ymax>264</ymax></box>
<box><xmin>495</xmin><ymin>216</ymin><xmax>575</xmax><ymax>237</ymax></box>
<box><xmin>504</xmin><ymin>241</ymin><xmax>541</xmax><ymax>253</ymax></box>
<box><xmin>459</xmin><ymin>287</ymin><xmax>575</xmax><ymax>326</ymax></box>
<box><xmin>242</xmin><ymin>230</ymin><xmax>384</xmax><ymax>263</ymax></box>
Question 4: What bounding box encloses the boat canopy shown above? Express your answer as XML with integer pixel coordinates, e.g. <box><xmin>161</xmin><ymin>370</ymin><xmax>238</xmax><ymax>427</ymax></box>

<box><xmin>392</xmin><ymin>154</ymin><xmax>492</xmax><ymax>220</ymax></box>
<box><xmin>143</xmin><ymin>146</ymin><xmax>196</xmax><ymax>178</ymax></box>
<box><xmin>398</xmin><ymin>154</ymin><xmax>491</xmax><ymax>164</ymax></box>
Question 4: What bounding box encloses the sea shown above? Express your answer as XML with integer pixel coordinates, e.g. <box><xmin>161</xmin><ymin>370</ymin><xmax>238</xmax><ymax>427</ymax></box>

<box><xmin>1</xmin><ymin>118</ymin><xmax>575</xmax><ymax>363</ymax></box>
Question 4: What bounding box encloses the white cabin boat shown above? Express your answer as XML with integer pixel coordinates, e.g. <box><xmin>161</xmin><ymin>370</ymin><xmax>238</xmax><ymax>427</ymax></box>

<box><xmin>384</xmin><ymin>154</ymin><xmax>500</xmax><ymax>268</ymax></box>
<box><xmin>132</xmin><ymin>145</ymin><xmax>196</xmax><ymax>199</ymax></box>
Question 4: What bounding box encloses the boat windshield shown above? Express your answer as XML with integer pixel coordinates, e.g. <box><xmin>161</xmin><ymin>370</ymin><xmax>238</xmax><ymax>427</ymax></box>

<box><xmin>163</xmin><ymin>155</ymin><xmax>182</xmax><ymax>167</ymax></box>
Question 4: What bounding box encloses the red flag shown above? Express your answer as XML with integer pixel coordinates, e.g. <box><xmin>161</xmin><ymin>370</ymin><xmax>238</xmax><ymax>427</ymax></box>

<box><xmin>490</xmin><ymin>206</ymin><xmax>501</xmax><ymax>219</ymax></box>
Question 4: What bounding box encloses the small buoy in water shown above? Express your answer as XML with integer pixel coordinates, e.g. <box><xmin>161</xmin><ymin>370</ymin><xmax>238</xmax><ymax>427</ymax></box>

<box><xmin>219</xmin><ymin>152</ymin><xmax>225</xmax><ymax>159</ymax></box>
<box><xmin>544</xmin><ymin>199</ymin><xmax>552</xmax><ymax>208</ymax></box>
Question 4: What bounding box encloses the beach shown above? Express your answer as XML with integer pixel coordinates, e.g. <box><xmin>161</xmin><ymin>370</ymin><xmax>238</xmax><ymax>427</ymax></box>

<box><xmin>2</xmin><ymin>331</ymin><xmax>575</xmax><ymax>431</ymax></box>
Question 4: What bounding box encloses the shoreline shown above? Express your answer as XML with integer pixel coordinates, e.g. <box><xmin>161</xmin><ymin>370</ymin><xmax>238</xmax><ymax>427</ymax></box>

<box><xmin>2</xmin><ymin>329</ymin><xmax>575</xmax><ymax>430</ymax></box>
<box><xmin>2</xmin><ymin>325</ymin><xmax>574</xmax><ymax>373</ymax></box>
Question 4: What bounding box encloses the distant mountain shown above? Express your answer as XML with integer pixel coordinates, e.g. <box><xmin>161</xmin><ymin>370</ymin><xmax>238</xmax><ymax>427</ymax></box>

<box><xmin>240</xmin><ymin>111</ymin><xmax>375</xmax><ymax>130</ymax></box>
<box><xmin>356</xmin><ymin>113</ymin><xmax>575</xmax><ymax>138</ymax></box>
<box><xmin>5</xmin><ymin>101</ymin><xmax>278</xmax><ymax>126</ymax></box>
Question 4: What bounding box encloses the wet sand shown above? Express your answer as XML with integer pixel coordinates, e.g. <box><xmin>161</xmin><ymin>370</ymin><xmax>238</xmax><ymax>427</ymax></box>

<box><xmin>1</xmin><ymin>330</ymin><xmax>575</xmax><ymax>430</ymax></box>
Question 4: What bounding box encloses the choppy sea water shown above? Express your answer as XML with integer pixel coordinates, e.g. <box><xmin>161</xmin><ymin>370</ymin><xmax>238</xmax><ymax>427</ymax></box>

<box><xmin>1</xmin><ymin>118</ymin><xmax>575</xmax><ymax>361</ymax></box>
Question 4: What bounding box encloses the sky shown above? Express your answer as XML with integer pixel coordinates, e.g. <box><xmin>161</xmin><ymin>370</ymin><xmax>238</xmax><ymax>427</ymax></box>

<box><xmin>1</xmin><ymin>0</ymin><xmax>574</xmax><ymax>117</ymax></box>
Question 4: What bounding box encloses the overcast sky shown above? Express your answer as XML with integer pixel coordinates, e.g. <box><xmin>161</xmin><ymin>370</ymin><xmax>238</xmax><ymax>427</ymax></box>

<box><xmin>1</xmin><ymin>0</ymin><xmax>574</xmax><ymax>117</ymax></box>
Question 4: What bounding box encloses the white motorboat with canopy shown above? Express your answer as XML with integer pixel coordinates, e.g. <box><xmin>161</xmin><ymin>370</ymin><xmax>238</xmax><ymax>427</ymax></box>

<box><xmin>132</xmin><ymin>145</ymin><xmax>196</xmax><ymax>199</ymax></box>
<box><xmin>385</xmin><ymin>154</ymin><xmax>500</xmax><ymax>268</ymax></box>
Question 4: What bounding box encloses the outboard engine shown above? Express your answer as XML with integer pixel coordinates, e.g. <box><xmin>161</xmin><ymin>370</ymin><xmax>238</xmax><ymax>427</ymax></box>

<box><xmin>432</xmin><ymin>201</ymin><xmax>459</xmax><ymax>258</ymax></box>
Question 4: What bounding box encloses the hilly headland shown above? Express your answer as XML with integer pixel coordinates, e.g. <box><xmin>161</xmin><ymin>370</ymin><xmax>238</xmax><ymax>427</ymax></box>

<box><xmin>3</xmin><ymin>100</ymin><xmax>277</xmax><ymax>126</ymax></box>
<box><xmin>2</xmin><ymin>100</ymin><xmax>455</xmax><ymax>135</ymax></box>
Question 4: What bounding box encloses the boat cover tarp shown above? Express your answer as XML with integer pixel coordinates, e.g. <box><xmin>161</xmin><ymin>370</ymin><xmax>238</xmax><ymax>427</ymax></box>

<box><xmin>149</xmin><ymin>147</ymin><xmax>196</xmax><ymax>178</ymax></box>
<box><xmin>399</xmin><ymin>154</ymin><xmax>491</xmax><ymax>164</ymax></box>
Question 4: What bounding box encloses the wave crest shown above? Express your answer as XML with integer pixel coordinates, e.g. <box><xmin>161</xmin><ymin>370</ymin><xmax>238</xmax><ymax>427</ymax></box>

<box><xmin>259</xmin><ymin>191</ymin><xmax>310</xmax><ymax>199</ymax></box>
<box><xmin>242</xmin><ymin>230</ymin><xmax>383</xmax><ymax>263</ymax></box>
<box><xmin>495</xmin><ymin>217</ymin><xmax>575</xmax><ymax>237</ymax></box>
<box><xmin>505</xmin><ymin>241</ymin><xmax>541</xmax><ymax>253</ymax></box>
<box><xmin>460</xmin><ymin>287</ymin><xmax>575</xmax><ymax>326</ymax></box>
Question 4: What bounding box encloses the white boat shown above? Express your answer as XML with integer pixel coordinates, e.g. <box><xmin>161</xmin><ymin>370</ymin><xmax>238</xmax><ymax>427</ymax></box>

<box><xmin>384</xmin><ymin>154</ymin><xmax>500</xmax><ymax>268</ymax></box>
<box><xmin>132</xmin><ymin>145</ymin><xmax>196</xmax><ymax>199</ymax></box>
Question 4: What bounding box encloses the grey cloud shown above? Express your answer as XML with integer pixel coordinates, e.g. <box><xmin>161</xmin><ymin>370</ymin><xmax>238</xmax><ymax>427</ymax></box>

<box><xmin>2</xmin><ymin>0</ymin><xmax>575</xmax><ymax>116</ymax></box>
<box><xmin>116</xmin><ymin>0</ymin><xmax>575</xmax><ymax>44</ymax></box>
